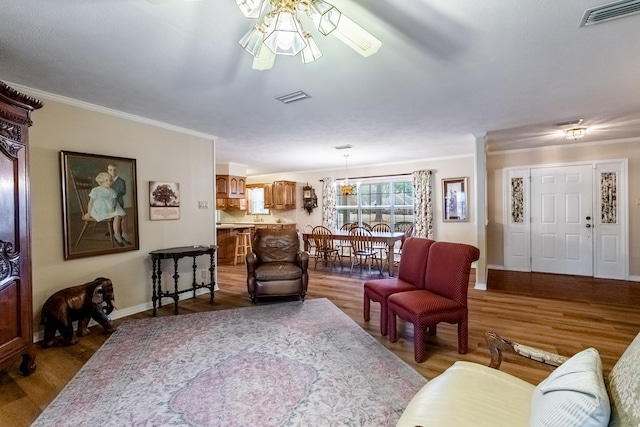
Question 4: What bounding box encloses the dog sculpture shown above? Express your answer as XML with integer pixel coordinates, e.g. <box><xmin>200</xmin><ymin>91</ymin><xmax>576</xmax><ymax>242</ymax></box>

<box><xmin>41</xmin><ymin>277</ymin><xmax>116</xmax><ymax>347</ymax></box>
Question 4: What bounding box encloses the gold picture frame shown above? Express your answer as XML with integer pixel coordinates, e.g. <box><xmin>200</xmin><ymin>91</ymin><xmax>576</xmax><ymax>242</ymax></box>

<box><xmin>442</xmin><ymin>177</ymin><xmax>468</xmax><ymax>222</ymax></box>
<box><xmin>60</xmin><ymin>151</ymin><xmax>139</xmax><ymax>259</ymax></box>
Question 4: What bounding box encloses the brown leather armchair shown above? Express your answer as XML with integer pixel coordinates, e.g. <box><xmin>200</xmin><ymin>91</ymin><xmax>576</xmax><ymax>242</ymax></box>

<box><xmin>246</xmin><ymin>228</ymin><xmax>309</xmax><ymax>304</ymax></box>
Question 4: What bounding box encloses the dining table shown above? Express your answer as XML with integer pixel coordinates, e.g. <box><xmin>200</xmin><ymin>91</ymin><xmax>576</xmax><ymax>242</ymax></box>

<box><xmin>301</xmin><ymin>230</ymin><xmax>405</xmax><ymax>277</ymax></box>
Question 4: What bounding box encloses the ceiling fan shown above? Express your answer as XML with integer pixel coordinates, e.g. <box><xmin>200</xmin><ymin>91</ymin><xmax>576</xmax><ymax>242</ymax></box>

<box><xmin>146</xmin><ymin>0</ymin><xmax>381</xmax><ymax>70</ymax></box>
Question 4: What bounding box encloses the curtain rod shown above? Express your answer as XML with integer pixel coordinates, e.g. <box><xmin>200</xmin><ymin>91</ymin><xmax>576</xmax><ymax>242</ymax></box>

<box><xmin>320</xmin><ymin>172</ymin><xmax>412</xmax><ymax>182</ymax></box>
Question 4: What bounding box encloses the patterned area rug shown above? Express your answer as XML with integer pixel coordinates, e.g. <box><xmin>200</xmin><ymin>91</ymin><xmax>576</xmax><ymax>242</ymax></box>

<box><xmin>33</xmin><ymin>298</ymin><xmax>426</xmax><ymax>426</ymax></box>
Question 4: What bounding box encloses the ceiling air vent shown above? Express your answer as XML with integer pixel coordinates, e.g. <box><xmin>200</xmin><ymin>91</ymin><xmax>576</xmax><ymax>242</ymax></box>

<box><xmin>580</xmin><ymin>0</ymin><xmax>640</xmax><ymax>26</ymax></box>
<box><xmin>275</xmin><ymin>91</ymin><xmax>311</xmax><ymax>104</ymax></box>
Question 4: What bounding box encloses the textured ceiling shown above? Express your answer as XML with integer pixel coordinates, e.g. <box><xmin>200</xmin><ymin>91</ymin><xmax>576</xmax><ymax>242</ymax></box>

<box><xmin>2</xmin><ymin>0</ymin><xmax>640</xmax><ymax>175</ymax></box>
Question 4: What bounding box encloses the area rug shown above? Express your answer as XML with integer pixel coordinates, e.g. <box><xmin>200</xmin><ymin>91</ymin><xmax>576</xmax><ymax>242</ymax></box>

<box><xmin>33</xmin><ymin>298</ymin><xmax>427</xmax><ymax>426</ymax></box>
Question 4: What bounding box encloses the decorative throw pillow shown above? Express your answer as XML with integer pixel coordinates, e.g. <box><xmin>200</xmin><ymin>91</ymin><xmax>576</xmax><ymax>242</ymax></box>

<box><xmin>530</xmin><ymin>347</ymin><xmax>610</xmax><ymax>427</ymax></box>
<box><xmin>607</xmin><ymin>332</ymin><xmax>640</xmax><ymax>426</ymax></box>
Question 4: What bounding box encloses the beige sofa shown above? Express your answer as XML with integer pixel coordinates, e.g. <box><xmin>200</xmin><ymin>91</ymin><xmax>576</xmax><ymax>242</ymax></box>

<box><xmin>397</xmin><ymin>331</ymin><xmax>640</xmax><ymax>427</ymax></box>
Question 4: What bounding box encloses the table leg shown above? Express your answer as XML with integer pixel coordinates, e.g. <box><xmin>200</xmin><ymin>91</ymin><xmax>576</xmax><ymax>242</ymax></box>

<box><xmin>191</xmin><ymin>255</ymin><xmax>197</xmax><ymax>298</ymax></box>
<box><xmin>172</xmin><ymin>256</ymin><xmax>180</xmax><ymax>315</ymax></box>
<box><xmin>151</xmin><ymin>257</ymin><xmax>158</xmax><ymax>316</ymax></box>
<box><xmin>208</xmin><ymin>251</ymin><xmax>215</xmax><ymax>304</ymax></box>
<box><xmin>386</xmin><ymin>240</ymin><xmax>395</xmax><ymax>277</ymax></box>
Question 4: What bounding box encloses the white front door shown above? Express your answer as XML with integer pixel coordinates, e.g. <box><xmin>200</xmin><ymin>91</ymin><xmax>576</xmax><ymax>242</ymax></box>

<box><xmin>530</xmin><ymin>165</ymin><xmax>593</xmax><ymax>276</ymax></box>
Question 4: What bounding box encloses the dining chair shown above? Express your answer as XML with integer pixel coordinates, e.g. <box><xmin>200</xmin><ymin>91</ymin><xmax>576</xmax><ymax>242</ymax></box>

<box><xmin>310</xmin><ymin>225</ymin><xmax>340</xmax><ymax>270</ymax></box>
<box><xmin>348</xmin><ymin>226</ymin><xmax>381</xmax><ymax>276</ymax></box>
<box><xmin>371</xmin><ymin>223</ymin><xmax>391</xmax><ymax>272</ymax></box>
<box><xmin>338</xmin><ymin>222</ymin><xmax>357</xmax><ymax>266</ymax></box>
<box><xmin>302</xmin><ymin>223</ymin><xmax>316</xmax><ymax>259</ymax></box>
<box><xmin>392</xmin><ymin>225</ymin><xmax>414</xmax><ymax>268</ymax></box>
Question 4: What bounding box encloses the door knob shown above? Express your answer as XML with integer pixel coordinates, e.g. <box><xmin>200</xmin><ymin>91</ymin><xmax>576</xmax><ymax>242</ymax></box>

<box><xmin>586</xmin><ymin>224</ymin><xmax>592</xmax><ymax>228</ymax></box>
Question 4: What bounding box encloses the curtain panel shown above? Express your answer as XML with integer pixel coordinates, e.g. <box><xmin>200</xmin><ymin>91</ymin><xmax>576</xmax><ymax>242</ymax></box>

<box><xmin>412</xmin><ymin>170</ymin><xmax>434</xmax><ymax>239</ymax></box>
<box><xmin>321</xmin><ymin>177</ymin><xmax>337</xmax><ymax>230</ymax></box>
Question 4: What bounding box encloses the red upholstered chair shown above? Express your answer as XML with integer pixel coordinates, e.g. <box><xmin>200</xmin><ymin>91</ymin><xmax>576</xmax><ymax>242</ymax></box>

<box><xmin>363</xmin><ymin>237</ymin><xmax>435</xmax><ymax>336</ymax></box>
<box><xmin>388</xmin><ymin>241</ymin><xmax>480</xmax><ymax>363</ymax></box>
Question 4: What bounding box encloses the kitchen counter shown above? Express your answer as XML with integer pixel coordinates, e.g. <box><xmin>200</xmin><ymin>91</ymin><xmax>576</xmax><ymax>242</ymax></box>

<box><xmin>216</xmin><ymin>222</ymin><xmax>296</xmax><ymax>229</ymax></box>
<box><xmin>215</xmin><ymin>223</ymin><xmax>297</xmax><ymax>264</ymax></box>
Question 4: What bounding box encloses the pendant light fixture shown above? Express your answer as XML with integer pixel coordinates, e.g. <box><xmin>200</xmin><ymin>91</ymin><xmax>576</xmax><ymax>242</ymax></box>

<box><xmin>341</xmin><ymin>154</ymin><xmax>355</xmax><ymax>196</ymax></box>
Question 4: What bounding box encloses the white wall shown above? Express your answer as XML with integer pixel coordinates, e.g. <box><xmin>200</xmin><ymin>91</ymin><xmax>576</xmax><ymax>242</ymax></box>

<box><xmin>28</xmin><ymin>96</ymin><xmax>215</xmax><ymax>331</ymax></box>
<box><xmin>246</xmin><ymin>155</ymin><xmax>478</xmax><ymax>245</ymax></box>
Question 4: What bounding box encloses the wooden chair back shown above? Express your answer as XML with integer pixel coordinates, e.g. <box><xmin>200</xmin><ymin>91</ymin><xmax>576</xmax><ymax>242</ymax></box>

<box><xmin>371</xmin><ymin>223</ymin><xmax>391</xmax><ymax>233</ymax></box>
<box><xmin>349</xmin><ymin>226</ymin><xmax>376</xmax><ymax>255</ymax></box>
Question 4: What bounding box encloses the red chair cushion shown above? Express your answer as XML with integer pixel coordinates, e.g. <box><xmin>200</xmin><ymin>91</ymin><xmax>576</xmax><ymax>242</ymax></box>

<box><xmin>388</xmin><ymin>290</ymin><xmax>464</xmax><ymax>322</ymax></box>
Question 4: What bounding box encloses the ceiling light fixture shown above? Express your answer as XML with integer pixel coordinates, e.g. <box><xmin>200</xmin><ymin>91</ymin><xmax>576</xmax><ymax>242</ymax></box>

<box><xmin>555</xmin><ymin>118</ymin><xmax>588</xmax><ymax>140</ymax></box>
<box><xmin>565</xmin><ymin>127</ymin><xmax>588</xmax><ymax>140</ymax></box>
<box><xmin>236</xmin><ymin>0</ymin><xmax>382</xmax><ymax>70</ymax></box>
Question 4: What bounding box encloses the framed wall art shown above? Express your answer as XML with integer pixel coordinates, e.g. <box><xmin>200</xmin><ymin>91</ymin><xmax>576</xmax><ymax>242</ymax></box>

<box><xmin>442</xmin><ymin>177</ymin><xmax>468</xmax><ymax>222</ymax></box>
<box><xmin>149</xmin><ymin>181</ymin><xmax>180</xmax><ymax>220</ymax></box>
<box><xmin>60</xmin><ymin>151</ymin><xmax>139</xmax><ymax>259</ymax></box>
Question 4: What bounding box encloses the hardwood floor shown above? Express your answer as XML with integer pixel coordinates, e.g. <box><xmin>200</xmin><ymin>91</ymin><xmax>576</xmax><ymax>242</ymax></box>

<box><xmin>1</xmin><ymin>264</ymin><xmax>639</xmax><ymax>426</ymax></box>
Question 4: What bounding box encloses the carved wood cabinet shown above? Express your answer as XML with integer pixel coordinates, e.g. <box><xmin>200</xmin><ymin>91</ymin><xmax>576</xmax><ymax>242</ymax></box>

<box><xmin>272</xmin><ymin>180</ymin><xmax>296</xmax><ymax>210</ymax></box>
<box><xmin>0</xmin><ymin>82</ymin><xmax>42</xmax><ymax>375</ymax></box>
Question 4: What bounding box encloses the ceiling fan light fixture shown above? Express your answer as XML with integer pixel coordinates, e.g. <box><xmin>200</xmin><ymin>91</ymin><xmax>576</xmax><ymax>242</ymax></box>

<box><xmin>239</xmin><ymin>25</ymin><xmax>266</xmax><ymax>56</ymax></box>
<box><xmin>252</xmin><ymin>43</ymin><xmax>276</xmax><ymax>69</ymax></box>
<box><xmin>301</xmin><ymin>33</ymin><xmax>323</xmax><ymax>63</ymax></box>
<box><xmin>236</xmin><ymin>0</ymin><xmax>380</xmax><ymax>69</ymax></box>
<box><xmin>236</xmin><ymin>0</ymin><xmax>266</xmax><ymax>19</ymax></box>
<box><xmin>263</xmin><ymin>11</ymin><xmax>307</xmax><ymax>56</ymax></box>
<box><xmin>308</xmin><ymin>0</ymin><xmax>341</xmax><ymax>35</ymax></box>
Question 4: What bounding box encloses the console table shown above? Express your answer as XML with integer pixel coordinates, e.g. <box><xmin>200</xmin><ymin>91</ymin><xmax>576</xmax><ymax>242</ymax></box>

<box><xmin>150</xmin><ymin>245</ymin><xmax>216</xmax><ymax>315</ymax></box>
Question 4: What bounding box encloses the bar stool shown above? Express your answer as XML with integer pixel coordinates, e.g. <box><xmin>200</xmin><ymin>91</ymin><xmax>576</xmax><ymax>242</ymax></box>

<box><xmin>234</xmin><ymin>228</ymin><xmax>253</xmax><ymax>265</ymax></box>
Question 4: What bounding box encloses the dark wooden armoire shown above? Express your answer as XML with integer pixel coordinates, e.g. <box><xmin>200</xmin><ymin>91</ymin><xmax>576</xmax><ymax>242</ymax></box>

<box><xmin>0</xmin><ymin>81</ymin><xmax>42</xmax><ymax>375</ymax></box>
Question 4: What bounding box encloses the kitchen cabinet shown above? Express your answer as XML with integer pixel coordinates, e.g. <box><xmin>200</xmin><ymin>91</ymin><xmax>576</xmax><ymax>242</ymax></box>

<box><xmin>216</xmin><ymin>175</ymin><xmax>246</xmax><ymax>199</ymax></box>
<box><xmin>273</xmin><ymin>180</ymin><xmax>296</xmax><ymax>210</ymax></box>
<box><xmin>216</xmin><ymin>174</ymin><xmax>246</xmax><ymax>210</ymax></box>
<box><xmin>216</xmin><ymin>197</ymin><xmax>247</xmax><ymax>210</ymax></box>
<box><xmin>0</xmin><ymin>82</ymin><xmax>42</xmax><ymax>375</ymax></box>
<box><xmin>261</xmin><ymin>180</ymin><xmax>296</xmax><ymax>210</ymax></box>
<box><xmin>263</xmin><ymin>183</ymin><xmax>273</xmax><ymax>209</ymax></box>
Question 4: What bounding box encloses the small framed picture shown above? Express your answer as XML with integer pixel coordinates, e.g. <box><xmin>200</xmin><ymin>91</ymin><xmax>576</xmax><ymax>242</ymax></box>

<box><xmin>442</xmin><ymin>177</ymin><xmax>468</xmax><ymax>222</ymax></box>
<box><xmin>60</xmin><ymin>151</ymin><xmax>139</xmax><ymax>259</ymax></box>
<box><xmin>149</xmin><ymin>181</ymin><xmax>180</xmax><ymax>220</ymax></box>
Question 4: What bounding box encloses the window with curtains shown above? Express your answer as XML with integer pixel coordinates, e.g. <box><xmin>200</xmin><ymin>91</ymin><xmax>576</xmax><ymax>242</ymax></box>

<box><xmin>335</xmin><ymin>177</ymin><xmax>414</xmax><ymax>231</ymax></box>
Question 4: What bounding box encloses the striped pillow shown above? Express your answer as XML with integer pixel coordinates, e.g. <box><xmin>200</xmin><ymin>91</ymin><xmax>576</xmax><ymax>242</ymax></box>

<box><xmin>530</xmin><ymin>348</ymin><xmax>610</xmax><ymax>427</ymax></box>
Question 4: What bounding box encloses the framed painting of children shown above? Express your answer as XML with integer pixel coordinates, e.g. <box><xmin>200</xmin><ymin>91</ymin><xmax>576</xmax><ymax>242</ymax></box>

<box><xmin>60</xmin><ymin>151</ymin><xmax>139</xmax><ymax>260</ymax></box>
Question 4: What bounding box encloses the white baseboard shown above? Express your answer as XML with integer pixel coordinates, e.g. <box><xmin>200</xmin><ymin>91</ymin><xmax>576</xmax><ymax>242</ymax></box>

<box><xmin>474</xmin><ymin>282</ymin><xmax>487</xmax><ymax>290</ymax></box>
